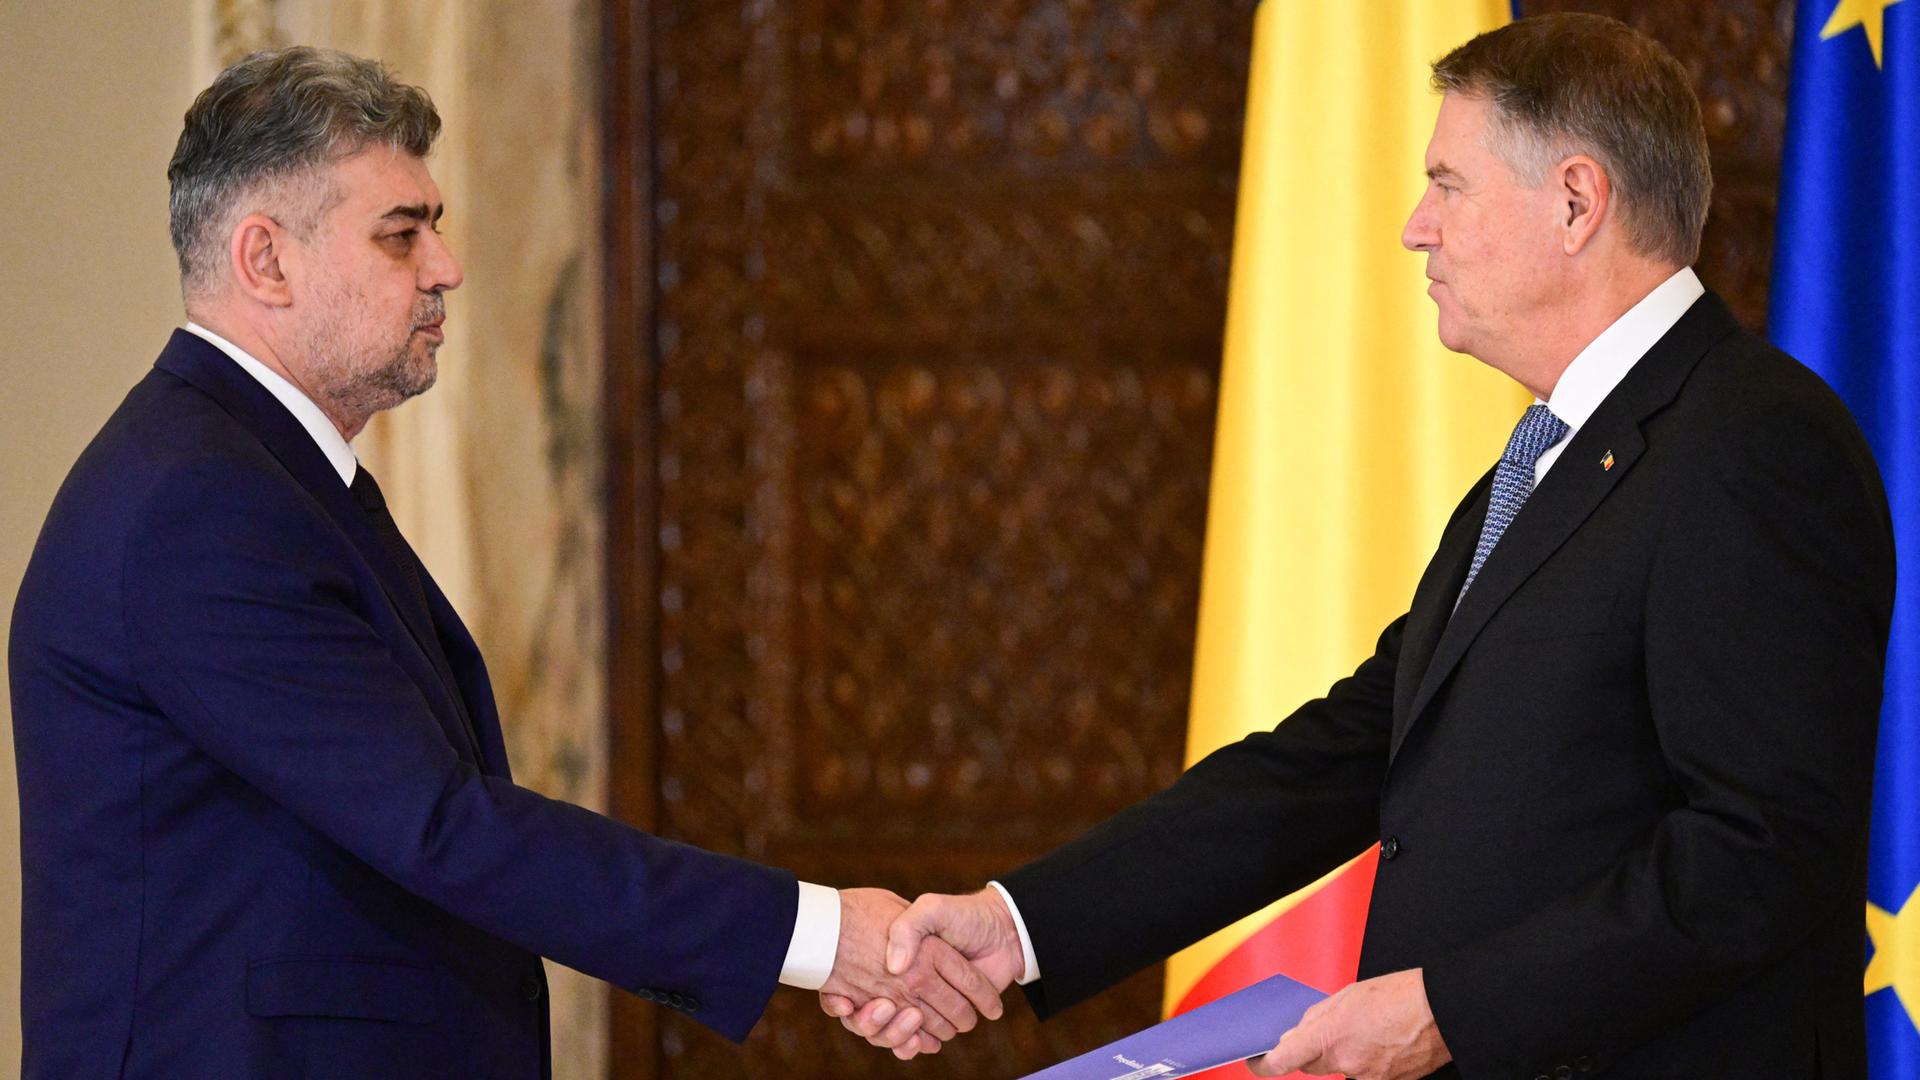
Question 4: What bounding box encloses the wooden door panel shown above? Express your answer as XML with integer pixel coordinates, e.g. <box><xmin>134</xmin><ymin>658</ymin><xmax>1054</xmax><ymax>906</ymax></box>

<box><xmin>609</xmin><ymin>1</ymin><xmax>1248</xmax><ymax>1076</ymax></box>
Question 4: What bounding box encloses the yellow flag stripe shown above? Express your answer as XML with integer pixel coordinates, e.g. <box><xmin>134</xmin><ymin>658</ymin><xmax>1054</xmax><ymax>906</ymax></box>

<box><xmin>1166</xmin><ymin>0</ymin><xmax>1525</xmax><ymax>1013</ymax></box>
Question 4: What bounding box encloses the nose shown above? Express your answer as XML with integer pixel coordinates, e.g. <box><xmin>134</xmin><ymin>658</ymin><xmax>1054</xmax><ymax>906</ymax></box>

<box><xmin>421</xmin><ymin>229</ymin><xmax>465</xmax><ymax>293</ymax></box>
<box><xmin>1402</xmin><ymin>187</ymin><xmax>1438</xmax><ymax>253</ymax></box>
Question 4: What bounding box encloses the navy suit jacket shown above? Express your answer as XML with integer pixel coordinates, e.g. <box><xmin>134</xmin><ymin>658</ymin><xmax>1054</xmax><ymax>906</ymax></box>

<box><xmin>10</xmin><ymin>330</ymin><xmax>797</xmax><ymax>1078</ymax></box>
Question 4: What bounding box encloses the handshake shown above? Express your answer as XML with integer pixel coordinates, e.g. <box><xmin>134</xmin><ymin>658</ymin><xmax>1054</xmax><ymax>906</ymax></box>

<box><xmin>810</xmin><ymin>886</ymin><xmax>1451</xmax><ymax>1077</ymax></box>
<box><xmin>815</xmin><ymin>886</ymin><xmax>1026</xmax><ymax>1060</ymax></box>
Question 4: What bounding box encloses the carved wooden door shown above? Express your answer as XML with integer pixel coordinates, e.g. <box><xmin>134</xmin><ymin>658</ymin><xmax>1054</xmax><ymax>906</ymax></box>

<box><xmin>605</xmin><ymin>1</ymin><xmax>1249</xmax><ymax>1076</ymax></box>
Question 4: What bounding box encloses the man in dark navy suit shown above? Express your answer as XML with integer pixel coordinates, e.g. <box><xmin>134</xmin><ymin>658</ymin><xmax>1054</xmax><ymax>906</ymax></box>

<box><xmin>837</xmin><ymin>15</ymin><xmax>1896</xmax><ymax>1079</ymax></box>
<box><xmin>9</xmin><ymin>47</ymin><xmax>996</xmax><ymax>1077</ymax></box>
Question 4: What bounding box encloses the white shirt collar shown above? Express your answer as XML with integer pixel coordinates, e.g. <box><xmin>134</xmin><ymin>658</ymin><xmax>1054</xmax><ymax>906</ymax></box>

<box><xmin>183</xmin><ymin>322</ymin><xmax>359</xmax><ymax>487</ymax></box>
<box><xmin>1533</xmin><ymin>266</ymin><xmax>1705</xmax><ymax>482</ymax></box>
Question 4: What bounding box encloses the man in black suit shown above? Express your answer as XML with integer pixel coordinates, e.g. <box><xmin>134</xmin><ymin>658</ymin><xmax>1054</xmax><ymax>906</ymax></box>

<box><xmin>826</xmin><ymin>14</ymin><xmax>1895</xmax><ymax>1078</ymax></box>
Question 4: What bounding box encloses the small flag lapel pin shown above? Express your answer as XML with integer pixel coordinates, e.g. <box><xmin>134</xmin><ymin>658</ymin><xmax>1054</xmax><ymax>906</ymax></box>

<box><xmin>1600</xmin><ymin>450</ymin><xmax>1615</xmax><ymax>471</ymax></box>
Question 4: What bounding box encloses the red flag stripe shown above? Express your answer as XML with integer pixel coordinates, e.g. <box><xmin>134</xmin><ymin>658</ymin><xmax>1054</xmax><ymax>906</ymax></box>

<box><xmin>1171</xmin><ymin>846</ymin><xmax>1378</xmax><ymax>1080</ymax></box>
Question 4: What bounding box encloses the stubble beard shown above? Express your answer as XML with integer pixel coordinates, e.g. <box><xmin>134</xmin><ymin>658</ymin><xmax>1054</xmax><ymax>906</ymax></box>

<box><xmin>305</xmin><ymin>286</ymin><xmax>444</xmax><ymax>426</ymax></box>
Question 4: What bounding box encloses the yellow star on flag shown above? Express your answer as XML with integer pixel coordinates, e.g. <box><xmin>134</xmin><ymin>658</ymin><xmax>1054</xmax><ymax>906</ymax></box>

<box><xmin>1865</xmin><ymin>883</ymin><xmax>1920</xmax><ymax>1033</ymax></box>
<box><xmin>1822</xmin><ymin>0</ymin><xmax>1910</xmax><ymax>68</ymax></box>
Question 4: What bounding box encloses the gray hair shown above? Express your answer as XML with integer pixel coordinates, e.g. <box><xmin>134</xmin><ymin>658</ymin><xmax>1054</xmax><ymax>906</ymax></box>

<box><xmin>1431</xmin><ymin>13</ymin><xmax>1712</xmax><ymax>267</ymax></box>
<box><xmin>168</xmin><ymin>46</ymin><xmax>440</xmax><ymax>299</ymax></box>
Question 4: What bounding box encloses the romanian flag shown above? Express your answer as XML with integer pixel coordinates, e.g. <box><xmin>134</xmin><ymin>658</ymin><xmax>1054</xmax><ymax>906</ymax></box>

<box><xmin>1770</xmin><ymin>2</ymin><xmax>1920</xmax><ymax>1076</ymax></box>
<box><xmin>1164</xmin><ymin>0</ymin><xmax>1526</xmax><ymax>1066</ymax></box>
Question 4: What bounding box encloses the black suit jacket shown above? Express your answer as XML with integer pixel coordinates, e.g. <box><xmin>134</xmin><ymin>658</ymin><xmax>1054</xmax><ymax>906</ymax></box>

<box><xmin>1001</xmin><ymin>293</ymin><xmax>1895</xmax><ymax>1078</ymax></box>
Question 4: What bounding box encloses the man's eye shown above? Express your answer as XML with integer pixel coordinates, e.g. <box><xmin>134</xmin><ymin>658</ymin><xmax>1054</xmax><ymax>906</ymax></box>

<box><xmin>386</xmin><ymin>229</ymin><xmax>417</xmax><ymax>243</ymax></box>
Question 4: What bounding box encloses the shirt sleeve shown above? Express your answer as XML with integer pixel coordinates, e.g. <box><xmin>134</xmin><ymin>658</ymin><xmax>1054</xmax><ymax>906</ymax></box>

<box><xmin>986</xmin><ymin>880</ymin><xmax>1041</xmax><ymax>985</ymax></box>
<box><xmin>777</xmin><ymin>881</ymin><xmax>842</xmax><ymax>990</ymax></box>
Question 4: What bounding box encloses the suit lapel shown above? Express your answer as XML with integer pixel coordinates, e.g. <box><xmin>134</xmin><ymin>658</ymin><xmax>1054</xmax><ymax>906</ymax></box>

<box><xmin>419</xmin><ymin>567</ymin><xmax>513</xmax><ymax>779</ymax></box>
<box><xmin>1392</xmin><ymin>468</ymin><xmax>1493</xmax><ymax>733</ymax></box>
<box><xmin>154</xmin><ymin>330</ymin><xmax>487</xmax><ymax>765</ymax></box>
<box><xmin>1391</xmin><ymin>293</ymin><xmax>1743</xmax><ymax>761</ymax></box>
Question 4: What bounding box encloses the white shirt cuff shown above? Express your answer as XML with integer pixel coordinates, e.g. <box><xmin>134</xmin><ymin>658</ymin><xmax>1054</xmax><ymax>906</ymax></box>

<box><xmin>986</xmin><ymin>880</ymin><xmax>1041</xmax><ymax>985</ymax></box>
<box><xmin>777</xmin><ymin>881</ymin><xmax>841</xmax><ymax>990</ymax></box>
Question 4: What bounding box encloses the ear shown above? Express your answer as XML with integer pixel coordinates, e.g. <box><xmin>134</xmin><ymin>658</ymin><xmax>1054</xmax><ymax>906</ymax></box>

<box><xmin>1556</xmin><ymin>155</ymin><xmax>1610</xmax><ymax>256</ymax></box>
<box><xmin>228</xmin><ymin>213</ymin><xmax>295</xmax><ymax>307</ymax></box>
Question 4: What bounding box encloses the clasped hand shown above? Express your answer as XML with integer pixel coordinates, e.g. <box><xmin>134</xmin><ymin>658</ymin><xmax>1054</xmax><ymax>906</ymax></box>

<box><xmin>816</xmin><ymin>888</ymin><xmax>1015</xmax><ymax>1058</ymax></box>
<box><xmin>820</xmin><ymin>887</ymin><xmax>1027</xmax><ymax>1060</ymax></box>
<box><xmin>822</xmin><ymin>889</ymin><xmax>1451</xmax><ymax>1078</ymax></box>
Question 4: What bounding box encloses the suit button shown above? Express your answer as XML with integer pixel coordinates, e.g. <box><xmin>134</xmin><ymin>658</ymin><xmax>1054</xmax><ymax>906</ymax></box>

<box><xmin>667</xmin><ymin>992</ymin><xmax>686</xmax><ymax>1009</ymax></box>
<box><xmin>520</xmin><ymin>974</ymin><xmax>545</xmax><ymax>1002</ymax></box>
<box><xmin>637</xmin><ymin>988</ymin><xmax>656</xmax><ymax>1002</ymax></box>
<box><xmin>685</xmin><ymin>996</ymin><xmax>700</xmax><ymax>1012</ymax></box>
<box><xmin>1380</xmin><ymin>836</ymin><xmax>1401</xmax><ymax>861</ymax></box>
<box><xmin>1557</xmin><ymin>1067</ymin><xmax>1574</xmax><ymax>1080</ymax></box>
<box><xmin>1575</xmin><ymin>1057</ymin><xmax>1594</xmax><ymax>1073</ymax></box>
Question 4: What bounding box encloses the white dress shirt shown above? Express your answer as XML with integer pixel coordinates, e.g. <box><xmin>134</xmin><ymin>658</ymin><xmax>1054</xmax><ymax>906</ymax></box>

<box><xmin>1533</xmin><ymin>267</ymin><xmax>1704</xmax><ymax>481</ymax></box>
<box><xmin>180</xmin><ymin>322</ymin><xmax>843</xmax><ymax>989</ymax></box>
<box><xmin>991</xmin><ymin>266</ymin><xmax>1707</xmax><ymax>988</ymax></box>
<box><xmin>185</xmin><ymin>323</ymin><xmax>360</xmax><ymax>485</ymax></box>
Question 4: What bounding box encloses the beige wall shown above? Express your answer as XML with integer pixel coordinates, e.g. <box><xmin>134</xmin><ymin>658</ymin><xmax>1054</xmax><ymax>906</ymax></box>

<box><xmin>0</xmin><ymin>0</ymin><xmax>203</xmax><ymax>1063</ymax></box>
<box><xmin>0</xmin><ymin>4</ymin><xmax>606</xmax><ymax>1074</ymax></box>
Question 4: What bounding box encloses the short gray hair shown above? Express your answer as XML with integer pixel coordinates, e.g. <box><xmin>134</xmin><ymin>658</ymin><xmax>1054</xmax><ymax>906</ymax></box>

<box><xmin>168</xmin><ymin>46</ymin><xmax>440</xmax><ymax>299</ymax></box>
<box><xmin>1431</xmin><ymin>13</ymin><xmax>1712</xmax><ymax>267</ymax></box>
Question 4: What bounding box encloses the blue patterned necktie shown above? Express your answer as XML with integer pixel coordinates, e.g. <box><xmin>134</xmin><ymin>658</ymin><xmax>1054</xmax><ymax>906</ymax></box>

<box><xmin>1458</xmin><ymin>404</ymin><xmax>1571</xmax><ymax>603</ymax></box>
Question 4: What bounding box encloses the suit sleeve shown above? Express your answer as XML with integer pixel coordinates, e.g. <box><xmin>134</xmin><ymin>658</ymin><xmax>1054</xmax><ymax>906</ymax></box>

<box><xmin>120</xmin><ymin>460</ymin><xmax>796</xmax><ymax>1043</ymax></box>
<box><xmin>998</xmin><ymin>613</ymin><xmax>1401</xmax><ymax>1017</ymax></box>
<box><xmin>1423</xmin><ymin>391</ymin><xmax>1894</xmax><ymax>1075</ymax></box>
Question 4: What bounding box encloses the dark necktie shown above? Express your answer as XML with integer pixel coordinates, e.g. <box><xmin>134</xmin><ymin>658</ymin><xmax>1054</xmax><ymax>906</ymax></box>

<box><xmin>349</xmin><ymin>466</ymin><xmax>483</xmax><ymax>760</ymax></box>
<box><xmin>350</xmin><ymin>467</ymin><xmax>434</xmax><ymax>624</ymax></box>
<box><xmin>1458</xmin><ymin>404</ymin><xmax>1570</xmax><ymax>603</ymax></box>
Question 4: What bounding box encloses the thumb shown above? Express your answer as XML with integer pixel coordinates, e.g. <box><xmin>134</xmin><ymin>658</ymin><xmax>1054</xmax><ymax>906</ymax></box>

<box><xmin>886</xmin><ymin>896</ymin><xmax>942</xmax><ymax>976</ymax></box>
<box><xmin>1249</xmin><ymin>1025</ymin><xmax>1312</xmax><ymax>1078</ymax></box>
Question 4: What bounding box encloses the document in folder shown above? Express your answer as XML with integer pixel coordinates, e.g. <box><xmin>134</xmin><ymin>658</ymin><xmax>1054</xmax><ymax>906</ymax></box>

<box><xmin>1018</xmin><ymin>972</ymin><xmax>1326</xmax><ymax>1080</ymax></box>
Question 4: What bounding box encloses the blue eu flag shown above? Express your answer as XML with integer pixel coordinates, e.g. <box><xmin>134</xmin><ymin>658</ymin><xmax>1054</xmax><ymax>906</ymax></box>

<box><xmin>1771</xmin><ymin>2</ymin><xmax>1920</xmax><ymax>1075</ymax></box>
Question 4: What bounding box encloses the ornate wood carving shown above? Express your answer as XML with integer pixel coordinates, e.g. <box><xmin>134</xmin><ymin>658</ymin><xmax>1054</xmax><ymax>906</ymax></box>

<box><xmin>788</xmin><ymin>0</ymin><xmax>1249</xmax><ymax>175</ymax></box>
<box><xmin>610</xmin><ymin>1</ymin><xmax>1240</xmax><ymax>1076</ymax></box>
<box><xmin>789</xmin><ymin>355</ymin><xmax>1211</xmax><ymax>831</ymax></box>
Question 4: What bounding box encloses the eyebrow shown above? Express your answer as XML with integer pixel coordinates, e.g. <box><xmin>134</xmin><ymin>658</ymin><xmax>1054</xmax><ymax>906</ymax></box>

<box><xmin>380</xmin><ymin>203</ymin><xmax>445</xmax><ymax>224</ymax></box>
<box><xmin>1426</xmin><ymin>164</ymin><xmax>1463</xmax><ymax>183</ymax></box>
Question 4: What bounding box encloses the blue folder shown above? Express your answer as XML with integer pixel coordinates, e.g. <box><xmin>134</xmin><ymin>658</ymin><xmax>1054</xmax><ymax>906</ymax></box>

<box><xmin>1019</xmin><ymin>973</ymin><xmax>1326</xmax><ymax>1080</ymax></box>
